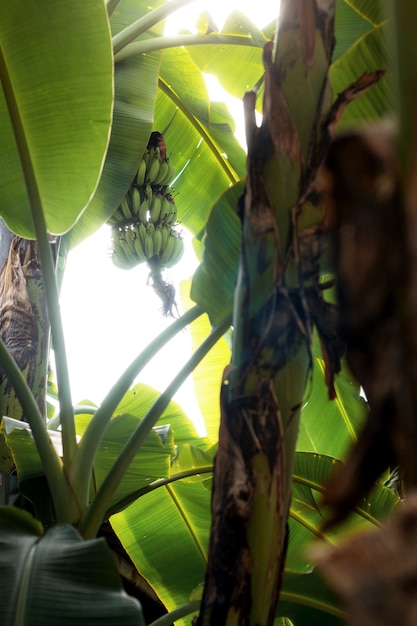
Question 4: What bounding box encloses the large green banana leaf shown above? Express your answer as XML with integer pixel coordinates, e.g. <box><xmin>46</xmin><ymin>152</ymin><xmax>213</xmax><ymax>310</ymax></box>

<box><xmin>333</xmin><ymin>0</ymin><xmax>374</xmax><ymax>61</ymax></box>
<box><xmin>67</xmin><ymin>7</ymin><xmax>248</xmax><ymax>248</ymax></box>
<box><xmin>64</xmin><ymin>0</ymin><xmax>164</xmax><ymax>248</ymax></box>
<box><xmin>184</xmin><ymin>4</ymin><xmax>387</xmax><ymax>126</ymax></box>
<box><xmin>182</xmin><ymin>11</ymin><xmax>271</xmax><ymax>102</ymax></box>
<box><xmin>111</xmin><ymin>450</ymin><xmax>399</xmax><ymax>626</ymax></box>
<box><xmin>153</xmin><ymin>46</ymin><xmax>246</xmax><ymax>238</ymax></box>
<box><xmin>179</xmin><ymin>279</ymin><xmax>232</xmax><ymax>444</ymax></box>
<box><xmin>0</xmin><ymin>507</ymin><xmax>143</xmax><ymax>626</ymax></box>
<box><xmin>343</xmin><ymin>0</ymin><xmax>386</xmax><ymax>24</ymax></box>
<box><xmin>114</xmin><ymin>383</ymin><xmax>211</xmax><ymax>449</ymax></box>
<box><xmin>0</xmin><ymin>2</ymin><xmax>387</xmax><ymax>243</ymax></box>
<box><xmin>1</xmin><ymin>382</ymin><xmax>212</xmax><ymax>520</ymax></box>
<box><xmin>0</xmin><ymin>388</ymin><xmax>190</xmax><ymax>520</ymax></box>
<box><xmin>0</xmin><ymin>0</ymin><xmax>113</xmax><ymax>238</ymax></box>
<box><xmin>297</xmin><ymin>359</ymin><xmax>367</xmax><ymax>459</ymax></box>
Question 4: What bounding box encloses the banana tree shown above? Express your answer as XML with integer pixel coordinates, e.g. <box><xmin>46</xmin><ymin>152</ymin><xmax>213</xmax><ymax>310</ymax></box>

<box><xmin>189</xmin><ymin>0</ymin><xmax>387</xmax><ymax>623</ymax></box>
<box><xmin>0</xmin><ymin>0</ymin><xmax>399</xmax><ymax>624</ymax></box>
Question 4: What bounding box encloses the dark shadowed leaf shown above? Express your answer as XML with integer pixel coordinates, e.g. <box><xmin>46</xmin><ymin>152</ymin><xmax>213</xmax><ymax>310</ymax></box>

<box><xmin>0</xmin><ymin>508</ymin><xmax>143</xmax><ymax>626</ymax></box>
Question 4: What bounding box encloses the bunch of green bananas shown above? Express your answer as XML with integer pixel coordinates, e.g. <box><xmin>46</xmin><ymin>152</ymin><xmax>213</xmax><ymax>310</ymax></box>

<box><xmin>108</xmin><ymin>135</ymin><xmax>184</xmax><ymax>271</ymax></box>
<box><xmin>107</xmin><ymin>184</ymin><xmax>177</xmax><ymax>228</ymax></box>
<box><xmin>136</xmin><ymin>145</ymin><xmax>176</xmax><ymax>187</ymax></box>
<box><xmin>111</xmin><ymin>223</ymin><xmax>184</xmax><ymax>270</ymax></box>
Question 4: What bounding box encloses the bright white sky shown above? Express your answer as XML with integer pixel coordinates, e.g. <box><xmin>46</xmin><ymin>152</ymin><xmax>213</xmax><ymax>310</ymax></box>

<box><xmin>59</xmin><ymin>2</ymin><xmax>279</xmax><ymax>433</ymax></box>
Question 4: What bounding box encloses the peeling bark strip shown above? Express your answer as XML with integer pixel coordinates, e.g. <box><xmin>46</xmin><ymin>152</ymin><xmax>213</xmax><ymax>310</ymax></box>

<box><xmin>0</xmin><ymin>236</ymin><xmax>49</xmax><ymax>420</ymax></box>
<box><xmin>0</xmin><ymin>238</ymin><xmax>37</xmax><ymax>376</ymax></box>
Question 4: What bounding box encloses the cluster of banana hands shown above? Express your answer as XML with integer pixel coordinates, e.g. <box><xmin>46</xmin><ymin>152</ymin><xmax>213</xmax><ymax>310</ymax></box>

<box><xmin>108</xmin><ymin>132</ymin><xmax>184</xmax><ymax>270</ymax></box>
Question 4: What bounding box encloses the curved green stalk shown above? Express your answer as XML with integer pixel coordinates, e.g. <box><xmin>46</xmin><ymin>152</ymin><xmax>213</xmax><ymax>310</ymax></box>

<box><xmin>105</xmin><ymin>466</ymin><xmax>213</xmax><ymax>518</ymax></box>
<box><xmin>112</xmin><ymin>0</ymin><xmax>195</xmax><ymax>54</ymax></box>
<box><xmin>0</xmin><ymin>339</ymin><xmax>76</xmax><ymax>522</ymax></box>
<box><xmin>148</xmin><ymin>601</ymin><xmax>201</xmax><ymax>626</ymax></box>
<box><xmin>69</xmin><ymin>305</ymin><xmax>203</xmax><ymax>509</ymax></box>
<box><xmin>279</xmin><ymin>591</ymin><xmax>346</xmax><ymax>620</ymax></box>
<box><xmin>48</xmin><ymin>404</ymin><xmax>98</xmax><ymax>431</ymax></box>
<box><xmin>114</xmin><ymin>33</ymin><xmax>259</xmax><ymax>63</ymax></box>
<box><xmin>0</xmin><ymin>45</ymin><xmax>76</xmax><ymax>468</ymax></box>
<box><xmin>292</xmin><ymin>475</ymin><xmax>385</xmax><ymax>528</ymax></box>
<box><xmin>79</xmin><ymin>314</ymin><xmax>231</xmax><ymax>539</ymax></box>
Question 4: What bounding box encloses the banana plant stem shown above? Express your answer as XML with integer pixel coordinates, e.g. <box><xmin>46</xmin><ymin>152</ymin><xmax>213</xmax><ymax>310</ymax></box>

<box><xmin>79</xmin><ymin>315</ymin><xmax>231</xmax><ymax>539</ymax></box>
<box><xmin>0</xmin><ymin>44</ymin><xmax>76</xmax><ymax>468</ymax></box>
<box><xmin>112</xmin><ymin>0</ymin><xmax>195</xmax><ymax>54</ymax></box>
<box><xmin>69</xmin><ymin>305</ymin><xmax>204</xmax><ymax>510</ymax></box>
<box><xmin>48</xmin><ymin>405</ymin><xmax>97</xmax><ymax>431</ymax></box>
<box><xmin>114</xmin><ymin>33</ymin><xmax>260</xmax><ymax>63</ymax></box>
<box><xmin>147</xmin><ymin>601</ymin><xmax>201</xmax><ymax>626</ymax></box>
<box><xmin>0</xmin><ymin>338</ymin><xmax>75</xmax><ymax>522</ymax></box>
<box><xmin>106</xmin><ymin>466</ymin><xmax>214</xmax><ymax>518</ymax></box>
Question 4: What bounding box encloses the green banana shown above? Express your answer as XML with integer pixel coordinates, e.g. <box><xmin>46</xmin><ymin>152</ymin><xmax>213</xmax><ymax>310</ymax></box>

<box><xmin>120</xmin><ymin>196</ymin><xmax>132</xmax><ymax>220</ymax></box>
<box><xmin>131</xmin><ymin>187</ymin><xmax>141</xmax><ymax>217</ymax></box>
<box><xmin>146</xmin><ymin>149</ymin><xmax>161</xmax><ymax>183</ymax></box>
<box><xmin>160</xmin><ymin>232</ymin><xmax>175</xmax><ymax>264</ymax></box>
<box><xmin>165</xmin><ymin>200</ymin><xmax>177</xmax><ymax>226</ymax></box>
<box><xmin>118</xmin><ymin>231</ymin><xmax>138</xmax><ymax>268</ymax></box>
<box><xmin>138</xmin><ymin>198</ymin><xmax>149</xmax><ymax>223</ymax></box>
<box><xmin>145</xmin><ymin>184</ymin><xmax>153</xmax><ymax>202</ymax></box>
<box><xmin>164</xmin><ymin>235</ymin><xmax>184</xmax><ymax>267</ymax></box>
<box><xmin>138</xmin><ymin>221</ymin><xmax>147</xmax><ymax>246</ymax></box>
<box><xmin>144</xmin><ymin>231</ymin><xmax>154</xmax><ymax>259</ymax></box>
<box><xmin>152</xmin><ymin>160</ymin><xmax>169</xmax><ymax>186</ymax></box>
<box><xmin>143</xmin><ymin>148</ymin><xmax>153</xmax><ymax>173</ymax></box>
<box><xmin>160</xmin><ymin>224</ymin><xmax>169</xmax><ymax>250</ymax></box>
<box><xmin>153</xmin><ymin>226</ymin><xmax>163</xmax><ymax>256</ymax></box>
<box><xmin>160</xmin><ymin>159</ymin><xmax>176</xmax><ymax>186</ymax></box>
<box><xmin>133</xmin><ymin>225</ymin><xmax>147</xmax><ymax>262</ymax></box>
<box><xmin>124</xmin><ymin>228</ymin><xmax>139</xmax><ymax>262</ymax></box>
<box><xmin>136</xmin><ymin>158</ymin><xmax>147</xmax><ymax>186</ymax></box>
<box><xmin>149</xmin><ymin>193</ymin><xmax>162</xmax><ymax>224</ymax></box>
<box><xmin>159</xmin><ymin>195</ymin><xmax>169</xmax><ymax>223</ymax></box>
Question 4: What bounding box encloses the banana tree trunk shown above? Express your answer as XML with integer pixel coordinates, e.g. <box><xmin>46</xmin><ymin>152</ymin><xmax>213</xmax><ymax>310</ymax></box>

<box><xmin>0</xmin><ymin>221</ymin><xmax>52</xmax><ymax>421</ymax></box>
<box><xmin>196</xmin><ymin>2</ymin><xmax>338</xmax><ymax>624</ymax></box>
